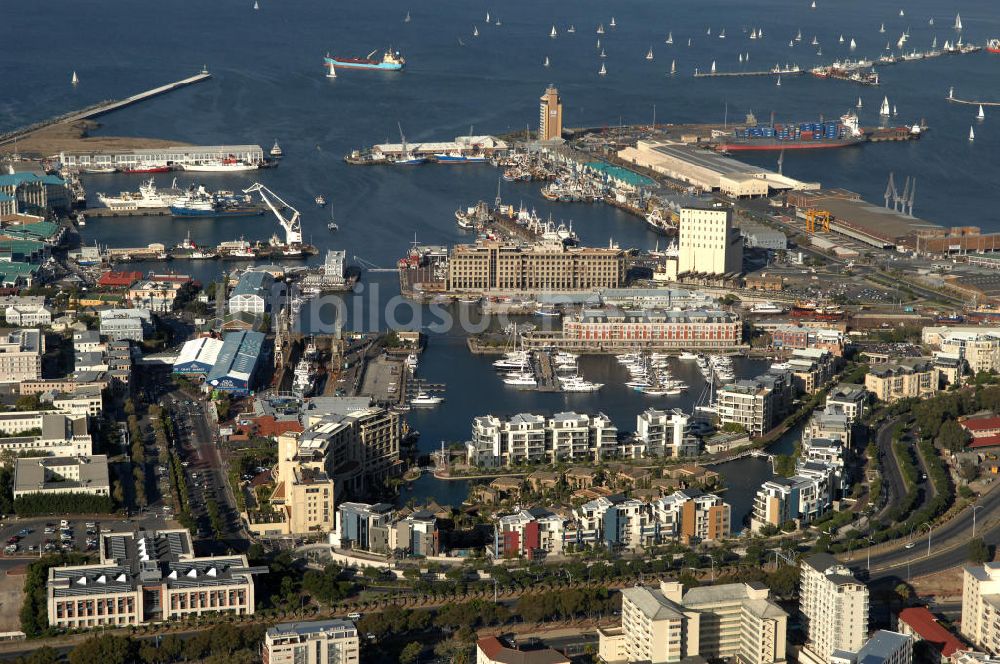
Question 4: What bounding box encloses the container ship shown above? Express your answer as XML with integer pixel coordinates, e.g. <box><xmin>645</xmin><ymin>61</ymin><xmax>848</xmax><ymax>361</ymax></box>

<box><xmin>324</xmin><ymin>48</ymin><xmax>405</xmax><ymax>71</ymax></box>
<box><xmin>716</xmin><ymin>113</ymin><xmax>865</xmax><ymax>151</ymax></box>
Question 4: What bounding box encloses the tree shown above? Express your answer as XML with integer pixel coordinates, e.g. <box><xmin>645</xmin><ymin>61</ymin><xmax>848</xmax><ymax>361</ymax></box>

<box><xmin>399</xmin><ymin>642</ymin><xmax>423</xmax><ymax>664</ymax></box>
<box><xmin>894</xmin><ymin>583</ymin><xmax>912</xmax><ymax>608</ymax></box>
<box><xmin>69</xmin><ymin>635</ymin><xmax>134</xmax><ymax>664</ymax></box>
<box><xmin>969</xmin><ymin>537</ymin><xmax>991</xmax><ymax>564</ymax></box>
<box><xmin>936</xmin><ymin>419</ymin><xmax>970</xmax><ymax>452</ymax></box>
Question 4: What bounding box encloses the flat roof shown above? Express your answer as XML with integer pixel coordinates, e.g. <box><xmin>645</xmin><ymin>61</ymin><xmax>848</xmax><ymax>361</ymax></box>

<box><xmin>14</xmin><ymin>455</ymin><xmax>109</xmax><ymax>493</ymax></box>
<box><xmin>647</xmin><ymin>142</ymin><xmax>765</xmax><ymax>177</ymax></box>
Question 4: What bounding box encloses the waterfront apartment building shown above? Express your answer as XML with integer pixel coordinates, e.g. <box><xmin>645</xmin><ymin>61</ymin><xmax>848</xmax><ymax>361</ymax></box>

<box><xmin>538</xmin><ymin>85</ymin><xmax>563</xmax><ymax>141</ymax></box>
<box><xmin>865</xmin><ymin>359</ymin><xmax>938</xmax><ymax>403</ymax></box>
<box><xmin>495</xmin><ymin>507</ymin><xmax>567</xmax><ymax>558</ymax></box>
<box><xmin>332</xmin><ymin>502</ymin><xmax>395</xmax><ymax>552</ymax></box>
<box><xmin>47</xmin><ymin>529</ymin><xmax>258</xmax><ymax>629</ymax></box>
<box><xmin>545</xmin><ymin>307</ymin><xmax>744</xmax><ymax>352</ymax></box>
<box><xmin>601</xmin><ymin>581</ymin><xmax>787</xmax><ymax>664</ymax></box>
<box><xmin>0</xmin><ymin>328</ymin><xmax>43</xmax><ymax>383</ymax></box>
<box><xmin>446</xmin><ymin>239</ymin><xmax>625</xmax><ymax>293</ymax></box>
<box><xmin>962</xmin><ymin>563</ymin><xmax>1000</xmax><ymax>655</ymax></box>
<box><xmin>651</xmin><ymin>489</ymin><xmax>731</xmax><ymax>543</ymax></box>
<box><xmin>633</xmin><ymin>408</ymin><xmax>699</xmax><ymax>458</ymax></box>
<box><xmin>771</xmin><ymin>324</ymin><xmax>845</xmax><ymax>357</ymax></box>
<box><xmin>263</xmin><ymin>620</ymin><xmax>360</xmax><ymax>664</ymax></box>
<box><xmin>799</xmin><ymin>554</ymin><xmax>870</xmax><ymax>664</ymax></box>
<box><xmin>269</xmin><ymin>431</ymin><xmax>336</xmax><ymax>535</ymax></box>
<box><xmin>750</xmin><ymin>462</ymin><xmax>835</xmax><ymax>533</ymax></box>
<box><xmin>717</xmin><ymin>369</ymin><xmax>794</xmax><ymax>438</ymax></box>
<box><xmin>466</xmin><ymin>411</ymin><xmax>618</xmax><ymax>467</ymax></box>
<box><xmin>825</xmin><ymin>383</ymin><xmax>868</xmax><ymax>424</ymax></box>
<box><xmin>678</xmin><ymin>205</ymin><xmax>744</xmax><ymax>276</ymax></box>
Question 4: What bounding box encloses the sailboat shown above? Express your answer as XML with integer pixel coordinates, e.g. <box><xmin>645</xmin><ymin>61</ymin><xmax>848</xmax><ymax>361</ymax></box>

<box><xmin>666</xmin><ymin>31</ymin><xmax>673</xmax><ymax>44</ymax></box>
<box><xmin>949</xmin><ymin>86</ymin><xmax>955</xmax><ymax>100</ymax></box>
<box><xmin>880</xmin><ymin>96</ymin><xmax>890</xmax><ymax>116</ymax></box>
<box><xmin>568</xmin><ymin>25</ymin><xmax>575</xmax><ymax>33</ymax></box>
<box><xmin>473</xmin><ymin>25</ymin><xmax>479</xmax><ymax>36</ymax></box>
<box><xmin>776</xmin><ymin>75</ymin><xmax>782</xmax><ymax>86</ymax></box>
<box><xmin>739</xmin><ymin>53</ymin><xmax>744</xmax><ymax>63</ymax></box>
<box><xmin>789</xmin><ymin>39</ymin><xmax>794</xmax><ymax>47</ymax></box>
<box><xmin>600</xmin><ymin>48</ymin><xmax>606</xmax><ymax>58</ymax></box>
<box><xmin>71</xmin><ymin>71</ymin><xmax>79</xmax><ymax>85</ymax></box>
<box><xmin>670</xmin><ymin>59</ymin><xmax>676</xmax><ymax>74</ymax></box>
<box><xmin>838</xmin><ymin>34</ymin><xmax>844</xmax><ymax>44</ymax></box>
<box><xmin>596</xmin><ymin>38</ymin><xmax>601</xmax><ymax>48</ymax></box>
<box><xmin>610</xmin><ymin>17</ymin><xmax>616</xmax><ymax>28</ymax></box>
<box><xmin>326</xmin><ymin>60</ymin><xmax>337</xmax><ymax>78</ymax></box>
<box><xmin>796</xmin><ymin>29</ymin><xmax>802</xmax><ymax>42</ymax></box>
<box><xmin>253</xmin><ymin>0</ymin><xmax>259</xmax><ymax>8</ymax></box>
<box><xmin>599</xmin><ymin>62</ymin><xmax>607</xmax><ymax>76</ymax></box>
<box><xmin>750</xmin><ymin>28</ymin><xmax>757</xmax><ymax>40</ymax></box>
<box><xmin>893</xmin><ymin>104</ymin><xmax>897</xmax><ymax>117</ymax></box>
<box><xmin>706</xmin><ymin>27</ymin><xmax>712</xmax><ymax>36</ymax></box>
<box><xmin>404</xmin><ymin>10</ymin><xmax>410</xmax><ymax>22</ymax></box>
<box><xmin>759</xmin><ymin>27</ymin><xmax>764</xmax><ymax>38</ymax></box>
<box><xmin>880</xmin><ymin>23</ymin><xmax>885</xmax><ymax>33</ymax></box>
<box><xmin>810</xmin><ymin>0</ymin><xmax>816</xmax><ymax>7</ymax></box>
<box><xmin>899</xmin><ymin>8</ymin><xmax>904</xmax><ymax>16</ymax></box>
<box><xmin>550</xmin><ymin>25</ymin><xmax>557</xmax><ymax>38</ymax></box>
<box><xmin>597</xmin><ymin>24</ymin><xmax>605</xmax><ymax>34</ymax></box>
<box><xmin>929</xmin><ymin>17</ymin><xmax>934</xmax><ymax>26</ymax></box>
<box><xmin>544</xmin><ymin>56</ymin><xmax>550</xmax><ymax>67</ymax></box>
<box><xmin>711</xmin><ymin>60</ymin><xmax>716</xmax><ymax>73</ymax></box>
<box><xmin>932</xmin><ymin>37</ymin><xmax>937</xmax><ymax>49</ymax></box>
<box><xmin>812</xmin><ymin>35</ymin><xmax>818</xmax><ymax>45</ymax></box>
<box><xmin>857</xmin><ymin>96</ymin><xmax>863</xmax><ymax>109</ymax></box>
<box><xmin>978</xmin><ymin>105</ymin><xmax>986</xmax><ymax>121</ymax></box>
<box><xmin>719</xmin><ymin>28</ymin><xmax>726</xmax><ymax>39</ymax></box>
<box><xmin>850</xmin><ymin>38</ymin><xmax>857</xmax><ymax>50</ymax></box>
<box><xmin>969</xmin><ymin>126</ymin><xmax>976</xmax><ymax>142</ymax></box>
<box><xmin>485</xmin><ymin>11</ymin><xmax>490</xmax><ymax>22</ymax></box>
<box><xmin>954</xmin><ymin>13</ymin><xmax>962</xmax><ymax>31</ymax></box>
<box><xmin>687</xmin><ymin>38</ymin><xmax>692</xmax><ymax>46</ymax></box>
<box><xmin>646</xmin><ymin>47</ymin><xmax>654</xmax><ymax>60</ymax></box>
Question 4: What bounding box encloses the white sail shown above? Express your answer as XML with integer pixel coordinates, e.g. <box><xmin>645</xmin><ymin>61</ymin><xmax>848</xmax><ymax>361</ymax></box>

<box><xmin>719</xmin><ymin>28</ymin><xmax>726</xmax><ymax>39</ymax></box>
<box><xmin>404</xmin><ymin>10</ymin><xmax>410</xmax><ymax>22</ymax></box>
<box><xmin>687</xmin><ymin>38</ymin><xmax>692</xmax><ymax>46</ymax></box>
<box><xmin>739</xmin><ymin>53</ymin><xmax>744</xmax><ymax>63</ymax></box>
<box><xmin>929</xmin><ymin>18</ymin><xmax>934</xmax><ymax>26</ymax></box>
<box><xmin>646</xmin><ymin>47</ymin><xmax>654</xmax><ymax>60</ymax></box>
<box><xmin>670</xmin><ymin>59</ymin><xmax>676</xmax><ymax>74</ymax></box>
<box><xmin>949</xmin><ymin>86</ymin><xmax>954</xmax><ymax>99</ymax></box>
<box><xmin>932</xmin><ymin>37</ymin><xmax>937</xmax><ymax>48</ymax></box>
<box><xmin>880</xmin><ymin>96</ymin><xmax>890</xmax><ymax>116</ymax></box>
<box><xmin>253</xmin><ymin>0</ymin><xmax>259</xmax><ymax>8</ymax></box>
<box><xmin>711</xmin><ymin>60</ymin><xmax>716</xmax><ymax>73</ymax></box>
<box><xmin>473</xmin><ymin>25</ymin><xmax>479</xmax><ymax>36</ymax></box>
<box><xmin>838</xmin><ymin>34</ymin><xmax>844</xmax><ymax>43</ymax></box>
<box><xmin>71</xmin><ymin>71</ymin><xmax>78</xmax><ymax>85</ymax></box>
<box><xmin>610</xmin><ymin>17</ymin><xmax>616</xmax><ymax>27</ymax></box>
<box><xmin>666</xmin><ymin>31</ymin><xmax>673</xmax><ymax>44</ymax></box>
<box><xmin>776</xmin><ymin>75</ymin><xmax>781</xmax><ymax>86</ymax></box>
<box><xmin>599</xmin><ymin>62</ymin><xmax>607</xmax><ymax>75</ymax></box>
<box><xmin>857</xmin><ymin>96</ymin><xmax>863</xmax><ymax>109</ymax></box>
<box><xmin>850</xmin><ymin>38</ymin><xmax>857</xmax><ymax>50</ymax></box>
<box><xmin>550</xmin><ymin>25</ymin><xmax>557</xmax><ymax>38</ymax></box>
<box><xmin>326</xmin><ymin>61</ymin><xmax>337</xmax><ymax>78</ymax></box>
<box><xmin>978</xmin><ymin>104</ymin><xmax>986</xmax><ymax>120</ymax></box>
<box><xmin>880</xmin><ymin>23</ymin><xmax>885</xmax><ymax>33</ymax></box>
<box><xmin>796</xmin><ymin>29</ymin><xmax>802</xmax><ymax>41</ymax></box>
<box><xmin>812</xmin><ymin>36</ymin><xmax>818</xmax><ymax>45</ymax></box>
<box><xmin>485</xmin><ymin>11</ymin><xmax>490</xmax><ymax>22</ymax></box>
<box><xmin>892</xmin><ymin>104</ymin><xmax>897</xmax><ymax>116</ymax></box>
<box><xmin>899</xmin><ymin>8</ymin><xmax>904</xmax><ymax>16</ymax></box>
<box><xmin>544</xmin><ymin>56</ymin><xmax>550</xmax><ymax>67</ymax></box>
<box><xmin>970</xmin><ymin>126</ymin><xmax>975</xmax><ymax>141</ymax></box>
<box><xmin>600</xmin><ymin>48</ymin><xmax>606</xmax><ymax>58</ymax></box>
<box><xmin>810</xmin><ymin>0</ymin><xmax>816</xmax><ymax>7</ymax></box>
<box><xmin>955</xmin><ymin>13</ymin><xmax>962</xmax><ymax>30</ymax></box>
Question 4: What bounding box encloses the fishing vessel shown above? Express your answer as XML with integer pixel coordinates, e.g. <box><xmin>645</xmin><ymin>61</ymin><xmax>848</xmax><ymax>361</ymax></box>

<box><xmin>324</xmin><ymin>48</ymin><xmax>405</xmax><ymax>71</ymax></box>
<box><xmin>988</xmin><ymin>39</ymin><xmax>1000</xmax><ymax>54</ymax></box>
<box><xmin>270</xmin><ymin>140</ymin><xmax>283</xmax><ymax>157</ymax></box>
<box><xmin>169</xmin><ymin>186</ymin><xmax>263</xmax><ymax>218</ymax></box>
<box><xmin>97</xmin><ymin>178</ymin><xmax>184</xmax><ymax>210</ymax></box>
<box><xmin>715</xmin><ymin>113</ymin><xmax>864</xmax><ymax>151</ymax></box>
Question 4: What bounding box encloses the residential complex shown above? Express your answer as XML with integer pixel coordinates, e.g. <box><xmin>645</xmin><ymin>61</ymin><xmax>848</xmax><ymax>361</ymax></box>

<box><xmin>717</xmin><ymin>368</ymin><xmax>795</xmax><ymax>438</ymax></box>
<box><xmin>865</xmin><ymin>360</ymin><xmax>938</xmax><ymax>403</ymax></box>
<box><xmin>446</xmin><ymin>239</ymin><xmax>625</xmax><ymax>293</ymax></box>
<box><xmin>799</xmin><ymin>554</ymin><xmax>870</xmax><ymax>664</ymax></box>
<box><xmin>831</xmin><ymin>631</ymin><xmax>913</xmax><ymax>664</ymax></box>
<box><xmin>98</xmin><ymin>308</ymin><xmax>152</xmax><ymax>342</ymax></box>
<box><xmin>677</xmin><ymin>205</ymin><xmax>744</xmax><ymax>276</ymax></box>
<box><xmin>599</xmin><ymin>580</ymin><xmax>787</xmax><ymax>664</ymax></box>
<box><xmin>0</xmin><ymin>411</ymin><xmax>92</xmax><ymax>456</ymax></box>
<box><xmin>466</xmin><ymin>411</ymin><xmax>618</xmax><ymax>467</ymax></box>
<box><xmin>263</xmin><ymin>620</ymin><xmax>360</xmax><ymax>664</ymax></box>
<box><xmin>962</xmin><ymin>563</ymin><xmax>1000</xmax><ymax>655</ymax></box>
<box><xmin>0</xmin><ymin>328</ymin><xmax>43</xmax><ymax>383</ymax></box>
<box><xmin>46</xmin><ymin>529</ymin><xmax>259</xmax><ymax>628</ymax></box>
<box><xmin>825</xmin><ymin>384</ymin><xmax>868</xmax><ymax>424</ymax></box>
<box><xmin>924</xmin><ymin>327</ymin><xmax>1000</xmax><ymax>374</ymax></box>
<box><xmin>750</xmin><ymin>465</ymin><xmax>835</xmax><ymax>533</ymax></box>
<box><xmin>633</xmin><ymin>408</ymin><xmax>699</xmax><ymax>457</ymax></box>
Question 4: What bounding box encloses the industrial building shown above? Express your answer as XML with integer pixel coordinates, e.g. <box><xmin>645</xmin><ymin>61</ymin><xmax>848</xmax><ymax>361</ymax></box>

<box><xmin>369</xmin><ymin>135</ymin><xmax>508</xmax><ymax>160</ymax></box>
<box><xmin>205</xmin><ymin>331</ymin><xmax>267</xmax><ymax>395</ymax></box>
<box><xmin>172</xmin><ymin>337</ymin><xmax>225</xmax><ymax>375</ymax></box>
<box><xmin>678</xmin><ymin>205</ymin><xmax>744</xmax><ymax>276</ymax></box>
<box><xmin>618</xmin><ymin>140</ymin><xmax>818</xmax><ymax>198</ymax></box>
<box><xmin>58</xmin><ymin>145</ymin><xmax>265</xmax><ymax>170</ymax></box>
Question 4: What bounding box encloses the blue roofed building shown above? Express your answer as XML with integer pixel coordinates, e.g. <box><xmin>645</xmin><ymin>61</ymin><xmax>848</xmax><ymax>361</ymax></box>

<box><xmin>831</xmin><ymin>630</ymin><xmax>913</xmax><ymax>664</ymax></box>
<box><xmin>228</xmin><ymin>271</ymin><xmax>274</xmax><ymax>316</ymax></box>
<box><xmin>206</xmin><ymin>331</ymin><xmax>268</xmax><ymax>395</ymax></box>
<box><xmin>0</xmin><ymin>172</ymin><xmax>68</xmax><ymax>215</ymax></box>
<box><xmin>172</xmin><ymin>337</ymin><xmax>225</xmax><ymax>375</ymax></box>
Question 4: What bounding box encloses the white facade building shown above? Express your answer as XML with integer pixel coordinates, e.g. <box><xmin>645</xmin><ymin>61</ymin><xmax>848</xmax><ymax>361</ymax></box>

<box><xmin>678</xmin><ymin>206</ymin><xmax>744</xmax><ymax>276</ymax></box>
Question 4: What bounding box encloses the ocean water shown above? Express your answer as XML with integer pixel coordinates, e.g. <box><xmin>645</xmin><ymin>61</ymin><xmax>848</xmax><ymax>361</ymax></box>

<box><xmin>2</xmin><ymin>0</ymin><xmax>993</xmax><ymax>522</ymax></box>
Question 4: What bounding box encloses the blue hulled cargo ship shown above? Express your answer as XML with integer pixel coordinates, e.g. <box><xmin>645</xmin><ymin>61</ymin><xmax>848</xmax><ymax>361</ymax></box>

<box><xmin>324</xmin><ymin>48</ymin><xmax>405</xmax><ymax>71</ymax></box>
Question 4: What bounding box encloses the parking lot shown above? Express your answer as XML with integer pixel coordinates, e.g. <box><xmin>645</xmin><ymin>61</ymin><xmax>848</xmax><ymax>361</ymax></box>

<box><xmin>0</xmin><ymin>514</ymin><xmax>171</xmax><ymax>559</ymax></box>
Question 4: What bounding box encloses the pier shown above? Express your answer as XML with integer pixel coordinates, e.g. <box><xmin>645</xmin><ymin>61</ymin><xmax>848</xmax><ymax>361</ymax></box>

<box><xmin>694</xmin><ymin>69</ymin><xmax>804</xmax><ymax>78</ymax></box>
<box><xmin>0</xmin><ymin>69</ymin><xmax>212</xmax><ymax>148</ymax></box>
<box><xmin>946</xmin><ymin>96</ymin><xmax>1000</xmax><ymax>107</ymax></box>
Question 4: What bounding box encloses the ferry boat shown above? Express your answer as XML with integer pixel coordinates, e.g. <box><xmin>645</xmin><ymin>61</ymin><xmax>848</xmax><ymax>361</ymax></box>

<box><xmin>97</xmin><ymin>178</ymin><xmax>184</xmax><ymax>210</ymax></box>
<box><xmin>324</xmin><ymin>49</ymin><xmax>405</xmax><ymax>71</ymax></box>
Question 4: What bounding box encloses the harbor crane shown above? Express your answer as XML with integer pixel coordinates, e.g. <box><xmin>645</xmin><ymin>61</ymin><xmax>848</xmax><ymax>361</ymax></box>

<box><xmin>243</xmin><ymin>183</ymin><xmax>303</xmax><ymax>247</ymax></box>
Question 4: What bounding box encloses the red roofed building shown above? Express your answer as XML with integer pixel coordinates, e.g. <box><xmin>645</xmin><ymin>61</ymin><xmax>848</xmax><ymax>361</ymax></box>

<box><xmin>476</xmin><ymin>637</ymin><xmax>569</xmax><ymax>664</ymax></box>
<box><xmin>960</xmin><ymin>416</ymin><xmax>1000</xmax><ymax>449</ymax></box>
<box><xmin>897</xmin><ymin>607</ymin><xmax>966</xmax><ymax>663</ymax></box>
<box><xmin>98</xmin><ymin>271</ymin><xmax>143</xmax><ymax>288</ymax></box>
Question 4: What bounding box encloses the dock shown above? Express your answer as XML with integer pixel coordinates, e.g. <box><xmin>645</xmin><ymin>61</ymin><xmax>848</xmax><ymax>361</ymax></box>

<box><xmin>946</xmin><ymin>96</ymin><xmax>1000</xmax><ymax>107</ymax></box>
<box><xmin>534</xmin><ymin>352</ymin><xmax>561</xmax><ymax>392</ymax></box>
<box><xmin>0</xmin><ymin>70</ymin><xmax>212</xmax><ymax>148</ymax></box>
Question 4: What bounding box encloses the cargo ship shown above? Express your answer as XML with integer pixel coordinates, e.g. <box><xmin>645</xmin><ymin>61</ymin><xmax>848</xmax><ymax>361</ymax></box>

<box><xmin>324</xmin><ymin>48</ymin><xmax>405</xmax><ymax>71</ymax></box>
<box><xmin>716</xmin><ymin>113</ymin><xmax>864</xmax><ymax>151</ymax></box>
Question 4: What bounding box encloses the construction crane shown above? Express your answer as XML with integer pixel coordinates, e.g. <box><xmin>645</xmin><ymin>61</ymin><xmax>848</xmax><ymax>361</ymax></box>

<box><xmin>243</xmin><ymin>183</ymin><xmax>303</xmax><ymax>247</ymax></box>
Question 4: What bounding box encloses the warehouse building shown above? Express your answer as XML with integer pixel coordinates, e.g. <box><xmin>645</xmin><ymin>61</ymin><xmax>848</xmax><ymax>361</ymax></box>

<box><xmin>617</xmin><ymin>140</ymin><xmax>818</xmax><ymax>198</ymax></box>
<box><xmin>58</xmin><ymin>145</ymin><xmax>265</xmax><ymax>170</ymax></box>
<box><xmin>205</xmin><ymin>331</ymin><xmax>267</xmax><ymax>395</ymax></box>
<box><xmin>173</xmin><ymin>337</ymin><xmax>225</xmax><ymax>375</ymax></box>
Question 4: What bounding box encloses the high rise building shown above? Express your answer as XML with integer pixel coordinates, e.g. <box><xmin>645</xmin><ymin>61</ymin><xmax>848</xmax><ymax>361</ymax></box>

<box><xmin>961</xmin><ymin>563</ymin><xmax>1000</xmax><ymax>654</ymax></box>
<box><xmin>678</xmin><ymin>206</ymin><xmax>744</xmax><ymax>276</ymax></box>
<box><xmin>799</xmin><ymin>554</ymin><xmax>870</xmax><ymax>664</ymax></box>
<box><xmin>538</xmin><ymin>85</ymin><xmax>563</xmax><ymax>141</ymax></box>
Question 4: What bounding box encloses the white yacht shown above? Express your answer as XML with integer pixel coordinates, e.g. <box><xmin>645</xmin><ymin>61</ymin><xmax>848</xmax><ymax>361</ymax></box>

<box><xmin>678</xmin><ymin>352</ymin><xmax>699</xmax><ymax>361</ymax></box>
<box><xmin>411</xmin><ymin>392</ymin><xmax>444</xmax><ymax>406</ymax></box>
